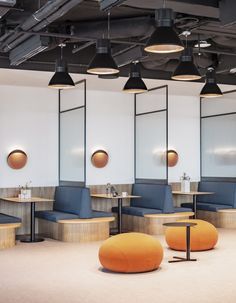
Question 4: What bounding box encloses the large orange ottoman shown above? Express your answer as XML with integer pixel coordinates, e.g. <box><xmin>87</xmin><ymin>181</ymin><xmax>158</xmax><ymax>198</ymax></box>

<box><xmin>165</xmin><ymin>219</ymin><xmax>218</xmax><ymax>251</ymax></box>
<box><xmin>99</xmin><ymin>232</ymin><xmax>163</xmax><ymax>273</ymax></box>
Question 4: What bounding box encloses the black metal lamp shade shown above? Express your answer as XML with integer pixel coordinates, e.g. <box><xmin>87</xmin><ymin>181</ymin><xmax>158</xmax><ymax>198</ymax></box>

<box><xmin>145</xmin><ymin>8</ymin><xmax>184</xmax><ymax>54</ymax></box>
<box><xmin>48</xmin><ymin>58</ymin><xmax>75</xmax><ymax>89</ymax></box>
<box><xmin>87</xmin><ymin>39</ymin><xmax>119</xmax><ymax>75</ymax></box>
<box><xmin>200</xmin><ymin>68</ymin><xmax>223</xmax><ymax>98</ymax></box>
<box><xmin>123</xmin><ymin>63</ymin><xmax>147</xmax><ymax>93</ymax></box>
<box><xmin>172</xmin><ymin>48</ymin><xmax>202</xmax><ymax>81</ymax></box>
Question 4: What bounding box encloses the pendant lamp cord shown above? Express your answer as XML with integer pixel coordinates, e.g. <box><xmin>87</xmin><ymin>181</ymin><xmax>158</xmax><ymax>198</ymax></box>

<box><xmin>59</xmin><ymin>43</ymin><xmax>65</xmax><ymax>60</ymax></box>
<box><xmin>196</xmin><ymin>33</ymin><xmax>201</xmax><ymax>69</ymax></box>
<box><xmin>163</xmin><ymin>0</ymin><xmax>166</xmax><ymax>8</ymax></box>
<box><xmin>107</xmin><ymin>10</ymin><xmax>111</xmax><ymax>39</ymax></box>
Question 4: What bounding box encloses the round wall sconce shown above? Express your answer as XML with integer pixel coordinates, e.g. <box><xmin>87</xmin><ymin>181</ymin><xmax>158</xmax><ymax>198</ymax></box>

<box><xmin>91</xmin><ymin>150</ymin><xmax>109</xmax><ymax>168</ymax></box>
<box><xmin>167</xmin><ymin>150</ymin><xmax>179</xmax><ymax>167</ymax></box>
<box><xmin>7</xmin><ymin>150</ymin><xmax>28</xmax><ymax>169</ymax></box>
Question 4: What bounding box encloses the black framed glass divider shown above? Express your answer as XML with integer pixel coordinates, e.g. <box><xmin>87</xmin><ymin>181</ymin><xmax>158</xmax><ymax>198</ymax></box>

<box><xmin>135</xmin><ymin>85</ymin><xmax>168</xmax><ymax>184</ymax></box>
<box><xmin>200</xmin><ymin>89</ymin><xmax>236</xmax><ymax>182</ymax></box>
<box><xmin>59</xmin><ymin>80</ymin><xmax>86</xmax><ymax>186</ymax></box>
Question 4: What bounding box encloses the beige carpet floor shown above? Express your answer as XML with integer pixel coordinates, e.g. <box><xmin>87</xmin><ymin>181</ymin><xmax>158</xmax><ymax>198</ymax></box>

<box><xmin>0</xmin><ymin>228</ymin><xmax>235</xmax><ymax>303</ymax></box>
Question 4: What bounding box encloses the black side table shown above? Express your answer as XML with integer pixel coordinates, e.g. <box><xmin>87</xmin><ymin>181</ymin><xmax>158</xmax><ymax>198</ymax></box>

<box><xmin>163</xmin><ymin>222</ymin><xmax>197</xmax><ymax>263</ymax></box>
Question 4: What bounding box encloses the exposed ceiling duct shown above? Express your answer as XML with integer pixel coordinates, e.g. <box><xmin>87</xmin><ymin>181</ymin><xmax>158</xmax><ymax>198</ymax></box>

<box><xmin>9</xmin><ymin>35</ymin><xmax>51</xmax><ymax>66</ymax></box>
<box><xmin>0</xmin><ymin>0</ymin><xmax>84</xmax><ymax>52</ymax></box>
<box><xmin>0</xmin><ymin>0</ymin><xmax>16</xmax><ymax>18</ymax></box>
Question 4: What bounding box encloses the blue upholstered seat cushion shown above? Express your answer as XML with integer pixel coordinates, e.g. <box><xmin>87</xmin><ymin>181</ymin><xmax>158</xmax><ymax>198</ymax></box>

<box><xmin>112</xmin><ymin>206</ymin><xmax>162</xmax><ymax>217</ymax></box>
<box><xmin>92</xmin><ymin>211</ymin><xmax>114</xmax><ymax>218</ymax></box>
<box><xmin>181</xmin><ymin>202</ymin><xmax>233</xmax><ymax>212</ymax></box>
<box><xmin>53</xmin><ymin>186</ymin><xmax>92</xmax><ymax>218</ymax></box>
<box><xmin>174</xmin><ymin>207</ymin><xmax>193</xmax><ymax>213</ymax></box>
<box><xmin>35</xmin><ymin>210</ymin><xmax>79</xmax><ymax>222</ymax></box>
<box><xmin>131</xmin><ymin>183</ymin><xmax>174</xmax><ymax>213</ymax></box>
<box><xmin>197</xmin><ymin>181</ymin><xmax>236</xmax><ymax>207</ymax></box>
<box><xmin>0</xmin><ymin>213</ymin><xmax>21</xmax><ymax>224</ymax></box>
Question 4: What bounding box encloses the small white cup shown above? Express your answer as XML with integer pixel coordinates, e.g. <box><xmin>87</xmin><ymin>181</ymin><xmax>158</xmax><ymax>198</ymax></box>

<box><xmin>121</xmin><ymin>192</ymin><xmax>128</xmax><ymax>197</ymax></box>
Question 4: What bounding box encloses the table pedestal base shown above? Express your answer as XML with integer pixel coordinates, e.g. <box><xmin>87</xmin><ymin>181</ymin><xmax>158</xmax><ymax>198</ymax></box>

<box><xmin>169</xmin><ymin>256</ymin><xmax>197</xmax><ymax>263</ymax></box>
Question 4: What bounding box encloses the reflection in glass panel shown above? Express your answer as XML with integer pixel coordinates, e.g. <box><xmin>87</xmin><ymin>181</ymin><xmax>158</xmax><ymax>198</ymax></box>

<box><xmin>202</xmin><ymin>114</ymin><xmax>236</xmax><ymax>177</ymax></box>
<box><xmin>201</xmin><ymin>91</ymin><xmax>236</xmax><ymax>117</ymax></box>
<box><xmin>60</xmin><ymin>108</ymin><xmax>84</xmax><ymax>181</ymax></box>
<box><xmin>60</xmin><ymin>84</ymin><xmax>85</xmax><ymax>111</ymax></box>
<box><xmin>136</xmin><ymin>87</ymin><xmax>166</xmax><ymax>115</ymax></box>
<box><xmin>136</xmin><ymin>111</ymin><xmax>167</xmax><ymax>180</ymax></box>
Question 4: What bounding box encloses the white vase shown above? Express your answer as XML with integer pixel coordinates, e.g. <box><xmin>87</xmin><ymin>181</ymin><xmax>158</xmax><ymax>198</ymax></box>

<box><xmin>181</xmin><ymin>180</ymin><xmax>190</xmax><ymax>193</ymax></box>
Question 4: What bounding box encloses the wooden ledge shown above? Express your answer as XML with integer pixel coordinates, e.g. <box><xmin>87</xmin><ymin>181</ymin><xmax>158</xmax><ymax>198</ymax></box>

<box><xmin>144</xmin><ymin>212</ymin><xmax>194</xmax><ymax>218</ymax></box>
<box><xmin>57</xmin><ymin>217</ymin><xmax>115</xmax><ymax>224</ymax></box>
<box><xmin>0</xmin><ymin>222</ymin><xmax>21</xmax><ymax>229</ymax></box>
<box><xmin>218</xmin><ymin>209</ymin><xmax>236</xmax><ymax>213</ymax></box>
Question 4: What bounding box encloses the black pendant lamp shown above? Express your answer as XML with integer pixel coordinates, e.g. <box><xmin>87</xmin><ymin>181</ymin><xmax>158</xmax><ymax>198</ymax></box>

<box><xmin>200</xmin><ymin>67</ymin><xmax>223</xmax><ymax>98</ymax></box>
<box><xmin>87</xmin><ymin>11</ymin><xmax>119</xmax><ymax>75</ymax></box>
<box><xmin>87</xmin><ymin>39</ymin><xmax>119</xmax><ymax>75</ymax></box>
<box><xmin>172</xmin><ymin>47</ymin><xmax>201</xmax><ymax>81</ymax></box>
<box><xmin>145</xmin><ymin>6</ymin><xmax>184</xmax><ymax>54</ymax></box>
<box><xmin>123</xmin><ymin>62</ymin><xmax>147</xmax><ymax>94</ymax></box>
<box><xmin>48</xmin><ymin>43</ymin><xmax>75</xmax><ymax>89</ymax></box>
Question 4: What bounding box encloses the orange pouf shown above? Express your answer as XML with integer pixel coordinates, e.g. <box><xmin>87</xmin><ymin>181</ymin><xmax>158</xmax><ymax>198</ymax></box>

<box><xmin>99</xmin><ymin>232</ymin><xmax>163</xmax><ymax>273</ymax></box>
<box><xmin>165</xmin><ymin>219</ymin><xmax>218</xmax><ymax>251</ymax></box>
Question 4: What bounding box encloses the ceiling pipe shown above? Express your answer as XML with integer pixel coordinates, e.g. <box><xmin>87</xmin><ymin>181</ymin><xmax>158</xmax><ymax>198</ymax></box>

<box><xmin>1</xmin><ymin>0</ymin><xmax>84</xmax><ymax>52</ymax></box>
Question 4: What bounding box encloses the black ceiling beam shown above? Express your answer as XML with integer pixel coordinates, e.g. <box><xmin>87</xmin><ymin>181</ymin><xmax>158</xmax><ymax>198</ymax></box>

<box><xmin>100</xmin><ymin>0</ymin><xmax>126</xmax><ymax>11</ymax></box>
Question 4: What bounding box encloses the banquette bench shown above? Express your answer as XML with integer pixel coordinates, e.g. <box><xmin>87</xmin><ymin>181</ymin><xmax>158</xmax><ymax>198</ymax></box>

<box><xmin>35</xmin><ymin>186</ymin><xmax>114</xmax><ymax>242</ymax></box>
<box><xmin>181</xmin><ymin>181</ymin><xmax>236</xmax><ymax>228</ymax></box>
<box><xmin>0</xmin><ymin>213</ymin><xmax>21</xmax><ymax>249</ymax></box>
<box><xmin>112</xmin><ymin>183</ymin><xmax>194</xmax><ymax>235</ymax></box>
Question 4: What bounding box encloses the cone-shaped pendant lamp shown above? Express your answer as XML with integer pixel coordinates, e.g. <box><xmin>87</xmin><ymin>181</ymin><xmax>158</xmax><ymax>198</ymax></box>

<box><xmin>145</xmin><ymin>8</ymin><xmax>184</xmax><ymax>54</ymax></box>
<box><xmin>200</xmin><ymin>67</ymin><xmax>223</xmax><ymax>98</ymax></box>
<box><xmin>87</xmin><ymin>38</ymin><xmax>119</xmax><ymax>75</ymax></box>
<box><xmin>123</xmin><ymin>62</ymin><xmax>147</xmax><ymax>93</ymax></box>
<box><xmin>48</xmin><ymin>44</ymin><xmax>75</xmax><ymax>89</ymax></box>
<box><xmin>87</xmin><ymin>11</ymin><xmax>119</xmax><ymax>75</ymax></box>
<box><xmin>172</xmin><ymin>47</ymin><xmax>201</xmax><ymax>81</ymax></box>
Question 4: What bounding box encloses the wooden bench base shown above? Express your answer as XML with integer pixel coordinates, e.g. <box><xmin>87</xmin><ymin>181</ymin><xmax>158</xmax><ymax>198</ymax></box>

<box><xmin>38</xmin><ymin>217</ymin><xmax>114</xmax><ymax>242</ymax></box>
<box><xmin>197</xmin><ymin>209</ymin><xmax>236</xmax><ymax>228</ymax></box>
<box><xmin>122</xmin><ymin>212</ymin><xmax>194</xmax><ymax>235</ymax></box>
<box><xmin>0</xmin><ymin>223</ymin><xmax>21</xmax><ymax>249</ymax></box>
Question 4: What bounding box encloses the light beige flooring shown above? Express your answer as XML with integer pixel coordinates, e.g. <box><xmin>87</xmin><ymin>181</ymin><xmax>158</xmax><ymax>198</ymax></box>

<box><xmin>0</xmin><ymin>229</ymin><xmax>235</xmax><ymax>303</ymax></box>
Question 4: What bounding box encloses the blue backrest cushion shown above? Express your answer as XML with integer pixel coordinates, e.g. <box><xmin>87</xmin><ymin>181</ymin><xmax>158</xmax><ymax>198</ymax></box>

<box><xmin>53</xmin><ymin>186</ymin><xmax>92</xmax><ymax>218</ymax></box>
<box><xmin>197</xmin><ymin>181</ymin><xmax>236</xmax><ymax>207</ymax></box>
<box><xmin>131</xmin><ymin>183</ymin><xmax>174</xmax><ymax>213</ymax></box>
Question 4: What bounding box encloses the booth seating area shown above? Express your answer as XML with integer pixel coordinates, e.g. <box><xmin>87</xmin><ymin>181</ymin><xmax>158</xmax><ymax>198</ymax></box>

<box><xmin>0</xmin><ymin>213</ymin><xmax>21</xmax><ymax>249</ymax></box>
<box><xmin>181</xmin><ymin>181</ymin><xmax>236</xmax><ymax>228</ymax></box>
<box><xmin>112</xmin><ymin>183</ymin><xmax>194</xmax><ymax>235</ymax></box>
<box><xmin>35</xmin><ymin>186</ymin><xmax>114</xmax><ymax>242</ymax></box>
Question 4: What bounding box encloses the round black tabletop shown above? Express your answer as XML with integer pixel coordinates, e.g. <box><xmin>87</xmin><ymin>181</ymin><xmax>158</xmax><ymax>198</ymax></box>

<box><xmin>163</xmin><ymin>222</ymin><xmax>197</xmax><ymax>227</ymax></box>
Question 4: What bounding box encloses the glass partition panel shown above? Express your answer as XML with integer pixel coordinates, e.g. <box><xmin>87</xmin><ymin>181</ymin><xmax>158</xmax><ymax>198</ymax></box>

<box><xmin>136</xmin><ymin>111</ymin><xmax>167</xmax><ymax>180</ymax></box>
<box><xmin>60</xmin><ymin>108</ymin><xmax>85</xmax><ymax>182</ymax></box>
<box><xmin>201</xmin><ymin>114</ymin><xmax>236</xmax><ymax>178</ymax></box>
<box><xmin>136</xmin><ymin>86</ymin><xmax>167</xmax><ymax>114</ymax></box>
<box><xmin>60</xmin><ymin>81</ymin><xmax>85</xmax><ymax>111</ymax></box>
<box><xmin>201</xmin><ymin>91</ymin><xmax>236</xmax><ymax>117</ymax></box>
<box><xmin>59</xmin><ymin>80</ymin><xmax>86</xmax><ymax>184</ymax></box>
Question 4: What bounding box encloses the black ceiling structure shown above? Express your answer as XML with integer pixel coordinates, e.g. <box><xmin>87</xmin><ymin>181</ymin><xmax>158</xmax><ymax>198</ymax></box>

<box><xmin>0</xmin><ymin>0</ymin><xmax>236</xmax><ymax>85</ymax></box>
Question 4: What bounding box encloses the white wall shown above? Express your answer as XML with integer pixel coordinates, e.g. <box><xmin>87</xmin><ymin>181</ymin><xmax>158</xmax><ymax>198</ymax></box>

<box><xmin>0</xmin><ymin>85</ymin><xmax>58</xmax><ymax>188</ymax></box>
<box><xmin>168</xmin><ymin>93</ymin><xmax>200</xmax><ymax>182</ymax></box>
<box><xmin>86</xmin><ymin>89</ymin><xmax>134</xmax><ymax>185</ymax></box>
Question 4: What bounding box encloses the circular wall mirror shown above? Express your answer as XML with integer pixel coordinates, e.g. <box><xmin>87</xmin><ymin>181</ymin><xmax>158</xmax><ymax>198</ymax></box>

<box><xmin>91</xmin><ymin>150</ymin><xmax>109</xmax><ymax>168</ymax></box>
<box><xmin>7</xmin><ymin>150</ymin><xmax>28</xmax><ymax>169</ymax></box>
